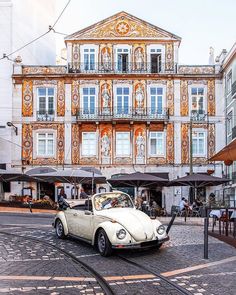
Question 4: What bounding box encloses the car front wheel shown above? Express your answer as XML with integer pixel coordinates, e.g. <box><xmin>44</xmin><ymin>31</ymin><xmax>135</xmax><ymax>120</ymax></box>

<box><xmin>56</xmin><ymin>219</ymin><xmax>66</xmax><ymax>239</ymax></box>
<box><xmin>97</xmin><ymin>229</ymin><xmax>112</xmax><ymax>257</ymax></box>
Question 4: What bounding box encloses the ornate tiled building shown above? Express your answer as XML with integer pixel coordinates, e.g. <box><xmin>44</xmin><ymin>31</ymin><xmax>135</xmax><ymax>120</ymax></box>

<box><xmin>11</xmin><ymin>12</ymin><xmax>225</xmax><ymax>211</ymax></box>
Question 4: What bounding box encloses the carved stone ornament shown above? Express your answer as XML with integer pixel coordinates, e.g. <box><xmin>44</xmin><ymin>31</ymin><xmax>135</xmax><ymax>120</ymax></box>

<box><xmin>57</xmin><ymin>80</ymin><xmax>65</xmax><ymax>116</ymax></box>
<box><xmin>167</xmin><ymin>80</ymin><xmax>174</xmax><ymax>116</ymax></box>
<box><xmin>22</xmin><ymin>66</ymin><xmax>66</xmax><ymax>75</ymax></box>
<box><xmin>69</xmin><ymin>13</ymin><xmax>174</xmax><ymax>39</ymax></box>
<box><xmin>207</xmin><ymin>80</ymin><xmax>215</xmax><ymax>116</ymax></box>
<box><xmin>71</xmin><ymin>124</ymin><xmax>80</xmax><ymax>165</ymax></box>
<box><xmin>71</xmin><ymin>80</ymin><xmax>80</xmax><ymax>116</ymax></box>
<box><xmin>22</xmin><ymin>80</ymin><xmax>33</xmax><ymax>117</ymax></box>
<box><xmin>178</xmin><ymin>66</ymin><xmax>215</xmax><ymax>74</ymax></box>
<box><xmin>165</xmin><ymin>43</ymin><xmax>174</xmax><ymax>71</ymax></box>
<box><xmin>166</xmin><ymin>123</ymin><xmax>174</xmax><ymax>164</ymax></box>
<box><xmin>180</xmin><ymin>80</ymin><xmax>189</xmax><ymax>116</ymax></box>
<box><xmin>181</xmin><ymin>123</ymin><xmax>189</xmax><ymax>164</ymax></box>
<box><xmin>22</xmin><ymin>124</ymin><xmax>33</xmax><ymax>163</ymax></box>
<box><xmin>208</xmin><ymin>123</ymin><xmax>215</xmax><ymax>158</ymax></box>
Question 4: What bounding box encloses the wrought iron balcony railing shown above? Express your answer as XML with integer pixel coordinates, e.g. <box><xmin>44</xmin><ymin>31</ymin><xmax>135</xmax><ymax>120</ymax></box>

<box><xmin>76</xmin><ymin>107</ymin><xmax>169</xmax><ymax>121</ymax></box>
<box><xmin>191</xmin><ymin>110</ymin><xmax>208</xmax><ymax>121</ymax></box>
<box><xmin>68</xmin><ymin>62</ymin><xmax>177</xmax><ymax>74</ymax></box>
<box><xmin>36</xmin><ymin>111</ymin><xmax>55</xmax><ymax>121</ymax></box>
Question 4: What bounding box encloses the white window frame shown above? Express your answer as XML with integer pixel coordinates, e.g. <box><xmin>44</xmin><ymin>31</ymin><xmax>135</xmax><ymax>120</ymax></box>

<box><xmin>81</xmin><ymin>132</ymin><xmax>97</xmax><ymax>157</ymax></box>
<box><xmin>226</xmin><ymin>70</ymin><xmax>232</xmax><ymax>96</ymax></box>
<box><xmin>116</xmin><ymin>132</ymin><xmax>131</xmax><ymax>157</ymax></box>
<box><xmin>37</xmin><ymin>87</ymin><xmax>55</xmax><ymax>114</ymax></box>
<box><xmin>147</xmin><ymin>84</ymin><xmax>166</xmax><ymax>114</ymax></box>
<box><xmin>192</xmin><ymin>129</ymin><xmax>207</xmax><ymax>157</ymax></box>
<box><xmin>114</xmin><ymin>44</ymin><xmax>131</xmax><ymax>72</ymax></box>
<box><xmin>113</xmin><ymin>84</ymin><xmax>132</xmax><ymax>115</ymax></box>
<box><xmin>147</xmin><ymin>44</ymin><xmax>165</xmax><ymax>72</ymax></box>
<box><xmin>80</xmin><ymin>44</ymin><xmax>98</xmax><ymax>71</ymax></box>
<box><xmin>36</xmin><ymin>132</ymin><xmax>55</xmax><ymax>158</ymax></box>
<box><xmin>227</xmin><ymin>108</ymin><xmax>234</xmax><ymax>137</ymax></box>
<box><xmin>189</xmin><ymin>85</ymin><xmax>206</xmax><ymax>115</ymax></box>
<box><xmin>80</xmin><ymin>85</ymin><xmax>98</xmax><ymax>114</ymax></box>
<box><xmin>149</xmin><ymin>131</ymin><xmax>166</xmax><ymax>157</ymax></box>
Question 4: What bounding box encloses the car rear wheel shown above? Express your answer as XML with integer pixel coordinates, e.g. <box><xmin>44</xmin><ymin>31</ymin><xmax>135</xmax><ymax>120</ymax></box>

<box><xmin>56</xmin><ymin>219</ymin><xmax>66</xmax><ymax>239</ymax></box>
<box><xmin>97</xmin><ymin>229</ymin><xmax>112</xmax><ymax>257</ymax></box>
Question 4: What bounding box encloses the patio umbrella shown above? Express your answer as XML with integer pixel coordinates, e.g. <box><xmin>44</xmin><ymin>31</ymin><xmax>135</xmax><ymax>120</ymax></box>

<box><xmin>168</xmin><ymin>173</ymin><xmax>230</xmax><ymax>188</ymax></box>
<box><xmin>31</xmin><ymin>168</ymin><xmax>106</xmax><ymax>184</ymax></box>
<box><xmin>107</xmin><ymin>172</ymin><xmax>168</xmax><ymax>188</ymax></box>
<box><xmin>0</xmin><ymin>169</ymin><xmax>36</xmax><ymax>182</ymax></box>
<box><xmin>209</xmin><ymin>138</ymin><xmax>236</xmax><ymax>164</ymax></box>
<box><xmin>26</xmin><ymin>167</ymin><xmax>57</xmax><ymax>176</ymax></box>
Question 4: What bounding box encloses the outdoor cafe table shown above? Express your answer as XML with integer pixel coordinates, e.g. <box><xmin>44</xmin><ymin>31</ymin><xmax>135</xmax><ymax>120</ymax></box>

<box><xmin>209</xmin><ymin>209</ymin><xmax>236</xmax><ymax>219</ymax></box>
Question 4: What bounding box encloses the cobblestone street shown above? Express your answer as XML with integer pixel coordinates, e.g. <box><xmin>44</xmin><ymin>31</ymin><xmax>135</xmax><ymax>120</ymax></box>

<box><xmin>0</xmin><ymin>213</ymin><xmax>235</xmax><ymax>294</ymax></box>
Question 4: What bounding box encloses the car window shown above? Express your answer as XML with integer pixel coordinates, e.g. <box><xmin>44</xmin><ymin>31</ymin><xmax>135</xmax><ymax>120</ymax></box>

<box><xmin>71</xmin><ymin>204</ymin><xmax>86</xmax><ymax>211</ymax></box>
<box><xmin>94</xmin><ymin>193</ymin><xmax>134</xmax><ymax>211</ymax></box>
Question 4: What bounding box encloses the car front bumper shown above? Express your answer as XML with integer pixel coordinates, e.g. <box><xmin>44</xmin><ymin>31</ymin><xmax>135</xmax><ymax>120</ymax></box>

<box><xmin>112</xmin><ymin>236</ymin><xmax>169</xmax><ymax>249</ymax></box>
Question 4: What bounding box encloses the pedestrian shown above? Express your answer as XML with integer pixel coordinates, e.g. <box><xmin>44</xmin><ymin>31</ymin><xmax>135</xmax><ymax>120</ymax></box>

<box><xmin>58</xmin><ymin>188</ymin><xmax>69</xmax><ymax>210</ymax></box>
<box><xmin>80</xmin><ymin>187</ymin><xmax>88</xmax><ymax>199</ymax></box>
<box><xmin>135</xmin><ymin>195</ymin><xmax>143</xmax><ymax>210</ymax></box>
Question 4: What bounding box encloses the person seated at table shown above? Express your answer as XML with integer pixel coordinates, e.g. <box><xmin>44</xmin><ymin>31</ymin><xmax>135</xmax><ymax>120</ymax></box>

<box><xmin>179</xmin><ymin>197</ymin><xmax>192</xmax><ymax>214</ymax></box>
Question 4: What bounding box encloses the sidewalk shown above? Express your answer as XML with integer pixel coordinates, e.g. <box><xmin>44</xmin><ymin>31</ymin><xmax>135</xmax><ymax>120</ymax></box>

<box><xmin>0</xmin><ymin>206</ymin><xmax>57</xmax><ymax>214</ymax></box>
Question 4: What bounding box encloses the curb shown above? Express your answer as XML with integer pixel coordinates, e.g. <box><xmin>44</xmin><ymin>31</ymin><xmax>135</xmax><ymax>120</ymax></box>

<box><xmin>0</xmin><ymin>207</ymin><xmax>57</xmax><ymax>214</ymax></box>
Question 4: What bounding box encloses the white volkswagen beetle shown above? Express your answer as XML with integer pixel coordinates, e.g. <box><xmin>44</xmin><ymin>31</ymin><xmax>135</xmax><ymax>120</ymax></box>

<box><xmin>53</xmin><ymin>191</ymin><xmax>169</xmax><ymax>256</ymax></box>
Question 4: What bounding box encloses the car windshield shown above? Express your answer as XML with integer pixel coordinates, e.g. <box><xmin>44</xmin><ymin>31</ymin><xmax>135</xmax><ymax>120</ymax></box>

<box><xmin>94</xmin><ymin>193</ymin><xmax>134</xmax><ymax>211</ymax></box>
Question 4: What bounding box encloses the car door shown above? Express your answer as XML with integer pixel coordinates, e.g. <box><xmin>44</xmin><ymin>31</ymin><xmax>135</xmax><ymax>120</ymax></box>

<box><xmin>65</xmin><ymin>204</ymin><xmax>93</xmax><ymax>241</ymax></box>
<box><xmin>64</xmin><ymin>208</ymin><xmax>79</xmax><ymax>235</ymax></box>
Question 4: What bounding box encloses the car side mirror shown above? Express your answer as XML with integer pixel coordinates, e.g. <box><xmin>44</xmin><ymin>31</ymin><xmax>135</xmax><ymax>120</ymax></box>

<box><xmin>84</xmin><ymin>210</ymin><xmax>93</xmax><ymax>215</ymax></box>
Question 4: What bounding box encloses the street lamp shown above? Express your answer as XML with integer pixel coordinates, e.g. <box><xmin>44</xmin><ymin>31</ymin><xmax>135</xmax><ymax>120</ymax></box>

<box><xmin>7</xmin><ymin>122</ymin><xmax>18</xmax><ymax>135</ymax></box>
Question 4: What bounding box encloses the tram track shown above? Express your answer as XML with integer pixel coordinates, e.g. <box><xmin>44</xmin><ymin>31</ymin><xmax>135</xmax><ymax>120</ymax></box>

<box><xmin>0</xmin><ymin>225</ymin><xmax>191</xmax><ymax>294</ymax></box>
<box><xmin>116</xmin><ymin>254</ymin><xmax>192</xmax><ymax>295</ymax></box>
<box><xmin>0</xmin><ymin>230</ymin><xmax>114</xmax><ymax>295</ymax></box>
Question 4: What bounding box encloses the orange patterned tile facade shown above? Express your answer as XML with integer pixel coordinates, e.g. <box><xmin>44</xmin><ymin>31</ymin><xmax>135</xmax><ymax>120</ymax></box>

<box><xmin>22</xmin><ymin>80</ymin><xmax>33</xmax><ymax>117</ymax></box>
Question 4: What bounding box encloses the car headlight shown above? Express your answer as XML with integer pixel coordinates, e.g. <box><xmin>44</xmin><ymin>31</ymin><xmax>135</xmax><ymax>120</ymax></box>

<box><xmin>156</xmin><ymin>225</ymin><xmax>165</xmax><ymax>235</ymax></box>
<box><xmin>116</xmin><ymin>229</ymin><xmax>126</xmax><ymax>239</ymax></box>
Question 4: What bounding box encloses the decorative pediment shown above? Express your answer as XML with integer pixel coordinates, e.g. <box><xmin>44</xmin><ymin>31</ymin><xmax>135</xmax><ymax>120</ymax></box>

<box><xmin>66</xmin><ymin>11</ymin><xmax>181</xmax><ymax>40</ymax></box>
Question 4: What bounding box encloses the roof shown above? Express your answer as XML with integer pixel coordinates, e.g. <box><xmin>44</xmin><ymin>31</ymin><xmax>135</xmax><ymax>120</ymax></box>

<box><xmin>65</xmin><ymin>11</ymin><xmax>181</xmax><ymax>41</ymax></box>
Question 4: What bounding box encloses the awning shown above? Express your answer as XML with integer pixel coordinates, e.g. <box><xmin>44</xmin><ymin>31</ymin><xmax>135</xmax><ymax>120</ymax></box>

<box><xmin>209</xmin><ymin>138</ymin><xmax>236</xmax><ymax>162</ymax></box>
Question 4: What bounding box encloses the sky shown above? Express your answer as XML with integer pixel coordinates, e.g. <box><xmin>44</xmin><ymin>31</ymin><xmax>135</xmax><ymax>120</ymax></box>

<box><xmin>55</xmin><ymin>0</ymin><xmax>236</xmax><ymax>65</ymax></box>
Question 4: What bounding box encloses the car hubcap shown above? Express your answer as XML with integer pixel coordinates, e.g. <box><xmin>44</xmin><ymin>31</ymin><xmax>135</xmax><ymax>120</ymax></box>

<box><xmin>56</xmin><ymin>221</ymin><xmax>63</xmax><ymax>236</ymax></box>
<box><xmin>98</xmin><ymin>232</ymin><xmax>106</xmax><ymax>252</ymax></box>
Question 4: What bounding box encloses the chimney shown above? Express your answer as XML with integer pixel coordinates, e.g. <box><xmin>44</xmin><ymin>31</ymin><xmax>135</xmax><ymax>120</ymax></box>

<box><xmin>209</xmin><ymin>47</ymin><xmax>214</xmax><ymax>65</ymax></box>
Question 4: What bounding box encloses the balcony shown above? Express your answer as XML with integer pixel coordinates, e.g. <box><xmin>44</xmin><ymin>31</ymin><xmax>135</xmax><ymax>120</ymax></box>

<box><xmin>76</xmin><ymin>107</ymin><xmax>169</xmax><ymax>122</ymax></box>
<box><xmin>36</xmin><ymin>111</ymin><xmax>55</xmax><ymax>121</ymax></box>
<box><xmin>191</xmin><ymin>110</ymin><xmax>208</xmax><ymax>122</ymax></box>
<box><xmin>68</xmin><ymin>62</ymin><xmax>177</xmax><ymax>74</ymax></box>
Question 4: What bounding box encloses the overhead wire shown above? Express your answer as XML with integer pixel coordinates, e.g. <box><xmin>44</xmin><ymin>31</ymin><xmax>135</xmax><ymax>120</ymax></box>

<box><xmin>0</xmin><ymin>0</ymin><xmax>71</xmax><ymax>62</ymax></box>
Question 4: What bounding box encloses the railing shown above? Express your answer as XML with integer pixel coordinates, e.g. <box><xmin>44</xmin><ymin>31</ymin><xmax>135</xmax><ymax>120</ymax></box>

<box><xmin>76</xmin><ymin>107</ymin><xmax>169</xmax><ymax>121</ymax></box>
<box><xmin>36</xmin><ymin>111</ymin><xmax>55</xmax><ymax>121</ymax></box>
<box><xmin>68</xmin><ymin>62</ymin><xmax>177</xmax><ymax>74</ymax></box>
<box><xmin>191</xmin><ymin>110</ymin><xmax>208</xmax><ymax>121</ymax></box>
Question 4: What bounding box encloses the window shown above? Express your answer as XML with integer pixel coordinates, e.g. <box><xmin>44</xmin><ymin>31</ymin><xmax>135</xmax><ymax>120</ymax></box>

<box><xmin>150</xmin><ymin>48</ymin><xmax>162</xmax><ymax>73</ymax></box>
<box><xmin>37</xmin><ymin>133</ymin><xmax>54</xmax><ymax>157</ymax></box>
<box><xmin>150</xmin><ymin>87</ymin><xmax>163</xmax><ymax>114</ymax></box>
<box><xmin>191</xmin><ymin>88</ymin><xmax>204</xmax><ymax>114</ymax></box>
<box><xmin>117</xmin><ymin>48</ymin><xmax>129</xmax><ymax>72</ymax></box>
<box><xmin>82</xmin><ymin>132</ymin><xmax>96</xmax><ymax>156</ymax></box>
<box><xmin>149</xmin><ymin>132</ymin><xmax>164</xmax><ymax>156</ymax></box>
<box><xmin>226</xmin><ymin>71</ymin><xmax>232</xmax><ymax>95</ymax></box>
<box><xmin>84</xmin><ymin>48</ymin><xmax>95</xmax><ymax>70</ymax></box>
<box><xmin>227</xmin><ymin>111</ymin><xmax>233</xmax><ymax>136</ymax></box>
<box><xmin>116</xmin><ymin>87</ymin><xmax>130</xmax><ymax>114</ymax></box>
<box><xmin>116</xmin><ymin>132</ymin><xmax>130</xmax><ymax>156</ymax></box>
<box><xmin>82</xmin><ymin>87</ymin><xmax>96</xmax><ymax>114</ymax></box>
<box><xmin>192</xmin><ymin>131</ymin><xmax>206</xmax><ymax>157</ymax></box>
<box><xmin>37</xmin><ymin>88</ymin><xmax>54</xmax><ymax>114</ymax></box>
